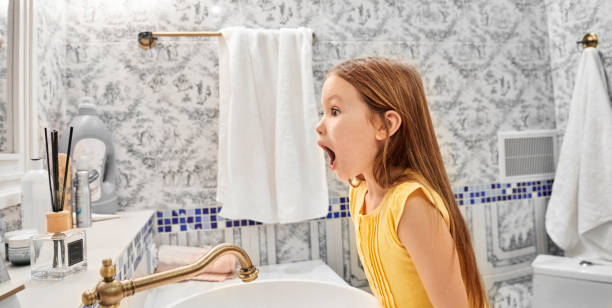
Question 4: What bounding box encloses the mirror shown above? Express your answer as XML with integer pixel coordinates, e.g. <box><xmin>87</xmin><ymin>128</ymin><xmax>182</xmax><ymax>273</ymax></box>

<box><xmin>0</xmin><ymin>0</ymin><xmax>9</xmax><ymax>153</ymax></box>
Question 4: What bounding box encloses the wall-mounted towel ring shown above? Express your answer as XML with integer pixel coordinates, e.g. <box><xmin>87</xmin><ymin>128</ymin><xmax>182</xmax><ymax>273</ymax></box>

<box><xmin>577</xmin><ymin>33</ymin><xmax>598</xmax><ymax>49</ymax></box>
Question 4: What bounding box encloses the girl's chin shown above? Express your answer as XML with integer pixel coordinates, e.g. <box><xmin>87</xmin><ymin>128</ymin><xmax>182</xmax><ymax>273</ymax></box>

<box><xmin>331</xmin><ymin>163</ymin><xmax>357</xmax><ymax>183</ymax></box>
<box><xmin>333</xmin><ymin>170</ymin><xmax>350</xmax><ymax>182</ymax></box>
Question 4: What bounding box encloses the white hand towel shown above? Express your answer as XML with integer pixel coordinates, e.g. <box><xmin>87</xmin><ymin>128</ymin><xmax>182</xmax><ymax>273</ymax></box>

<box><xmin>217</xmin><ymin>27</ymin><xmax>328</xmax><ymax>224</ymax></box>
<box><xmin>545</xmin><ymin>48</ymin><xmax>612</xmax><ymax>259</ymax></box>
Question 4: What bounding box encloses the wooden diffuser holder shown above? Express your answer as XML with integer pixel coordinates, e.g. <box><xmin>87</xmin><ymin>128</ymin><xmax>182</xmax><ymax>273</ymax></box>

<box><xmin>46</xmin><ymin>211</ymin><xmax>71</xmax><ymax>233</ymax></box>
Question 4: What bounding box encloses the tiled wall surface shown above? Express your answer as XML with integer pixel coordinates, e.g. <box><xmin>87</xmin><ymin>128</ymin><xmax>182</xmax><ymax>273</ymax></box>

<box><xmin>154</xmin><ymin>179</ymin><xmax>563</xmax><ymax>304</ymax></box>
<box><xmin>115</xmin><ymin>214</ymin><xmax>156</xmax><ymax>281</ymax></box>
<box><xmin>154</xmin><ymin>180</ymin><xmax>554</xmax><ymax>233</ymax></box>
<box><xmin>157</xmin><ymin>212</ymin><xmax>373</xmax><ymax>286</ymax></box>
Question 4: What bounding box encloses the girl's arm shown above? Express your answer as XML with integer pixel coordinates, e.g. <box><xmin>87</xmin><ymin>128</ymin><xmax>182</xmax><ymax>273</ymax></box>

<box><xmin>397</xmin><ymin>188</ymin><xmax>469</xmax><ymax>308</ymax></box>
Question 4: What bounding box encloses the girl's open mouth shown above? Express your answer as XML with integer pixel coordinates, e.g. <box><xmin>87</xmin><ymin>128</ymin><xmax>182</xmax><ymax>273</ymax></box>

<box><xmin>319</xmin><ymin>143</ymin><xmax>336</xmax><ymax>169</ymax></box>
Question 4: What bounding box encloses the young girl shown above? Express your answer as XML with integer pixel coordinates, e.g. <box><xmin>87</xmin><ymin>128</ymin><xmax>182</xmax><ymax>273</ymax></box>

<box><xmin>316</xmin><ymin>57</ymin><xmax>488</xmax><ymax>308</ymax></box>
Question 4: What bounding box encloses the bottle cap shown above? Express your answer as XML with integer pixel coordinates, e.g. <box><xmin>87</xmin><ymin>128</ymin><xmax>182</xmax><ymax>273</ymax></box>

<box><xmin>78</xmin><ymin>98</ymin><xmax>97</xmax><ymax>116</ymax></box>
<box><xmin>77</xmin><ymin>156</ymin><xmax>89</xmax><ymax>171</ymax></box>
<box><xmin>30</xmin><ymin>157</ymin><xmax>43</xmax><ymax>170</ymax></box>
<box><xmin>3</xmin><ymin>229</ymin><xmax>37</xmax><ymax>242</ymax></box>
<box><xmin>8</xmin><ymin>233</ymin><xmax>34</xmax><ymax>248</ymax></box>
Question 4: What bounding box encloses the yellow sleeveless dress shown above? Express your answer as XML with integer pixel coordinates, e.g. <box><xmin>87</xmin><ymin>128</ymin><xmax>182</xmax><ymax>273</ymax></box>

<box><xmin>349</xmin><ymin>179</ymin><xmax>451</xmax><ymax>308</ymax></box>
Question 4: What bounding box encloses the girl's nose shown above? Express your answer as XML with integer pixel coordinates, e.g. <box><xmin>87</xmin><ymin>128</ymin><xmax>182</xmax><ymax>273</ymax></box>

<box><xmin>315</xmin><ymin>118</ymin><xmax>325</xmax><ymax>135</ymax></box>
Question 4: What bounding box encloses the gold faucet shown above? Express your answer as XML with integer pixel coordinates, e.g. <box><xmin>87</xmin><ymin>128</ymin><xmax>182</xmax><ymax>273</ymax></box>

<box><xmin>82</xmin><ymin>243</ymin><xmax>258</xmax><ymax>308</ymax></box>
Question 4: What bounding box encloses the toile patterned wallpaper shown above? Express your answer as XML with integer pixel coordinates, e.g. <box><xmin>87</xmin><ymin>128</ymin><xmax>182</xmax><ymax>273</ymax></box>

<box><xmin>36</xmin><ymin>0</ymin><xmax>67</xmax><ymax>145</ymax></box>
<box><xmin>53</xmin><ymin>0</ymin><xmax>557</xmax><ymax>211</ymax></box>
<box><xmin>23</xmin><ymin>0</ymin><xmax>606</xmax><ymax>307</ymax></box>
<box><xmin>0</xmin><ymin>204</ymin><xmax>21</xmax><ymax>237</ymax></box>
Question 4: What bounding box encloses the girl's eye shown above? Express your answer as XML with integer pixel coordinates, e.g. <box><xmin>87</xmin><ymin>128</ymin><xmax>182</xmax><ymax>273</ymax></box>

<box><xmin>331</xmin><ymin>108</ymin><xmax>340</xmax><ymax>116</ymax></box>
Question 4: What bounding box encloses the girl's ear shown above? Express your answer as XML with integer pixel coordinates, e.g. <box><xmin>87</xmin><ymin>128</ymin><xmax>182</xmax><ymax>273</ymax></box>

<box><xmin>375</xmin><ymin>110</ymin><xmax>402</xmax><ymax>141</ymax></box>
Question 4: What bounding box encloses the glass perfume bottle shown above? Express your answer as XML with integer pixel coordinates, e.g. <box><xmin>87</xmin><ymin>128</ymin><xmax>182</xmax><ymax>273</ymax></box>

<box><xmin>30</xmin><ymin>211</ymin><xmax>87</xmax><ymax>280</ymax></box>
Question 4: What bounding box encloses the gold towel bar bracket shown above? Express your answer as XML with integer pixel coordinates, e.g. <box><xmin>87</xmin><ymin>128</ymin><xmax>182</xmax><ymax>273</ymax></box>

<box><xmin>577</xmin><ymin>33</ymin><xmax>598</xmax><ymax>49</ymax></box>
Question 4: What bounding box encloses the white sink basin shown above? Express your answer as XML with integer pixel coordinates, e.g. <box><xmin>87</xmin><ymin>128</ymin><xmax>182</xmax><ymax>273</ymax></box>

<box><xmin>167</xmin><ymin>280</ymin><xmax>380</xmax><ymax>308</ymax></box>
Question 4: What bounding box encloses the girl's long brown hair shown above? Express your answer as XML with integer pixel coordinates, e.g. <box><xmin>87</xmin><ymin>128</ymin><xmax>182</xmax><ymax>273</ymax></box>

<box><xmin>328</xmin><ymin>57</ymin><xmax>488</xmax><ymax>308</ymax></box>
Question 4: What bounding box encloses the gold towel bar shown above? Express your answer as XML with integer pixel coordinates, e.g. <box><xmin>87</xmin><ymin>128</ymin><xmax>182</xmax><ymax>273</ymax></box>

<box><xmin>138</xmin><ymin>30</ymin><xmax>316</xmax><ymax>49</ymax></box>
<box><xmin>138</xmin><ymin>31</ymin><xmax>220</xmax><ymax>48</ymax></box>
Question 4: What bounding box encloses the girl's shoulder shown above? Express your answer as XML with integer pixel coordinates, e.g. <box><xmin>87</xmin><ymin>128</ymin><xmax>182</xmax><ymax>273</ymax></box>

<box><xmin>388</xmin><ymin>179</ymin><xmax>451</xmax><ymax>229</ymax></box>
<box><xmin>387</xmin><ymin>177</ymin><xmax>431</xmax><ymax>201</ymax></box>
<box><xmin>390</xmin><ymin>179</ymin><xmax>425</xmax><ymax>193</ymax></box>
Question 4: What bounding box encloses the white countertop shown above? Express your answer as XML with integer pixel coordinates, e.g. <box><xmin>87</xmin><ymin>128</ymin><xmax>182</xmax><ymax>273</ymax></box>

<box><xmin>5</xmin><ymin>210</ymin><xmax>154</xmax><ymax>308</ymax></box>
<box><xmin>143</xmin><ymin>259</ymin><xmax>348</xmax><ymax>308</ymax></box>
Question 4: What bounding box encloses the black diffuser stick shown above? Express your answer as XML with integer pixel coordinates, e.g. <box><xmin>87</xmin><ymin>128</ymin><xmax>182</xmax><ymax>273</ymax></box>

<box><xmin>50</xmin><ymin>132</ymin><xmax>55</xmax><ymax>211</ymax></box>
<box><xmin>59</xmin><ymin>127</ymin><xmax>74</xmax><ymax>211</ymax></box>
<box><xmin>44</xmin><ymin>128</ymin><xmax>55</xmax><ymax>211</ymax></box>
<box><xmin>52</xmin><ymin>131</ymin><xmax>60</xmax><ymax>212</ymax></box>
<box><xmin>47</xmin><ymin>131</ymin><xmax>62</xmax><ymax>269</ymax></box>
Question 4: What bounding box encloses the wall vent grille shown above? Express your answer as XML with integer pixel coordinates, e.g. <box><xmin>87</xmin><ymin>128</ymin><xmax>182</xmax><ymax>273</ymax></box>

<box><xmin>498</xmin><ymin>130</ymin><xmax>558</xmax><ymax>181</ymax></box>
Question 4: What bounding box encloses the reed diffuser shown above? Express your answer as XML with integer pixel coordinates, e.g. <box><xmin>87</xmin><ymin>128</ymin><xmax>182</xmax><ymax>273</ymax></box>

<box><xmin>30</xmin><ymin>127</ymin><xmax>88</xmax><ymax>280</ymax></box>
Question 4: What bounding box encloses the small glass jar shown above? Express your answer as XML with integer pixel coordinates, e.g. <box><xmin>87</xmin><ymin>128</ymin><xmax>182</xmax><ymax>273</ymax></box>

<box><xmin>30</xmin><ymin>211</ymin><xmax>87</xmax><ymax>280</ymax></box>
<box><xmin>30</xmin><ymin>228</ymin><xmax>87</xmax><ymax>280</ymax></box>
<box><xmin>3</xmin><ymin>229</ymin><xmax>37</xmax><ymax>261</ymax></box>
<box><xmin>8</xmin><ymin>233</ymin><xmax>34</xmax><ymax>265</ymax></box>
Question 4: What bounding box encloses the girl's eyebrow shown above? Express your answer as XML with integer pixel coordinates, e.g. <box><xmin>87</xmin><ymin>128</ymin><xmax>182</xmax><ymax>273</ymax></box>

<box><xmin>323</xmin><ymin>94</ymin><xmax>343</xmax><ymax>106</ymax></box>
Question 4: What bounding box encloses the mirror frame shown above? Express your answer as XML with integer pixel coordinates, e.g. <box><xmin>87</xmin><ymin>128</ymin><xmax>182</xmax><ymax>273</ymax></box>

<box><xmin>0</xmin><ymin>0</ymin><xmax>37</xmax><ymax>209</ymax></box>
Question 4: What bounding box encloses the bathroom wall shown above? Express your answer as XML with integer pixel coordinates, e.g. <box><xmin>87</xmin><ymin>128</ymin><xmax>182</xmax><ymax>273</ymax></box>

<box><xmin>36</xmin><ymin>0</ymin><xmax>67</xmax><ymax>142</ymax></box>
<box><xmin>55</xmin><ymin>0</ymin><xmax>557</xmax><ymax>210</ymax></box>
<box><xmin>0</xmin><ymin>0</ymin><xmax>67</xmax><ymax>255</ymax></box>
<box><xmin>0</xmin><ymin>204</ymin><xmax>20</xmax><ymax>237</ymax></box>
<box><xmin>0</xmin><ymin>0</ymin><xmax>9</xmax><ymax>153</ymax></box>
<box><xmin>0</xmin><ymin>0</ymin><xmax>14</xmax><ymax>237</ymax></box>
<box><xmin>544</xmin><ymin>0</ymin><xmax>612</xmax><ymax>133</ymax></box>
<box><xmin>31</xmin><ymin>0</ymin><xmax>565</xmax><ymax>306</ymax></box>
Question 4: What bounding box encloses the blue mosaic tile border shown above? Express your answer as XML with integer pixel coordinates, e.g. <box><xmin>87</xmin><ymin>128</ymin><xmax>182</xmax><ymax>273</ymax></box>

<box><xmin>451</xmin><ymin>179</ymin><xmax>554</xmax><ymax>206</ymax></box>
<box><xmin>154</xmin><ymin>197</ymin><xmax>352</xmax><ymax>234</ymax></box>
<box><xmin>155</xmin><ymin>179</ymin><xmax>554</xmax><ymax>233</ymax></box>
<box><xmin>155</xmin><ymin>207</ymin><xmax>262</xmax><ymax>233</ymax></box>
<box><xmin>115</xmin><ymin>214</ymin><xmax>155</xmax><ymax>281</ymax></box>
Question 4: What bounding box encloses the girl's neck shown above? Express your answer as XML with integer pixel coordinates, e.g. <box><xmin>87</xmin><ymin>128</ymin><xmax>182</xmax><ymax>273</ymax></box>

<box><xmin>364</xmin><ymin>173</ymin><xmax>386</xmax><ymax>202</ymax></box>
<box><xmin>362</xmin><ymin>167</ymin><xmax>404</xmax><ymax>211</ymax></box>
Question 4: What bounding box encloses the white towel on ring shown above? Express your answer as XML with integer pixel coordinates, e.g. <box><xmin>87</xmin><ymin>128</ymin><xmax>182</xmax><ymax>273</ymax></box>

<box><xmin>545</xmin><ymin>48</ymin><xmax>612</xmax><ymax>260</ymax></box>
<box><xmin>217</xmin><ymin>27</ymin><xmax>328</xmax><ymax>224</ymax></box>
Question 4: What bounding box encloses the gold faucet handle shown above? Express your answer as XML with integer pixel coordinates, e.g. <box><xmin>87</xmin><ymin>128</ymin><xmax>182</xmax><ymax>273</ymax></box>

<box><xmin>82</xmin><ymin>289</ymin><xmax>98</xmax><ymax>306</ymax></box>
<box><xmin>82</xmin><ymin>259</ymin><xmax>117</xmax><ymax>306</ymax></box>
<box><xmin>100</xmin><ymin>258</ymin><xmax>116</xmax><ymax>282</ymax></box>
